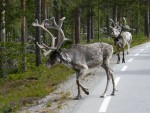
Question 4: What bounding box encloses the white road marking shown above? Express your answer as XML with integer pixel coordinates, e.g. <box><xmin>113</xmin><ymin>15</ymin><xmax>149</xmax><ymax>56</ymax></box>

<box><xmin>134</xmin><ymin>53</ymin><xmax>139</xmax><ymax>56</ymax></box>
<box><xmin>128</xmin><ymin>58</ymin><xmax>133</xmax><ymax>62</ymax></box>
<box><xmin>121</xmin><ymin>65</ymin><xmax>128</xmax><ymax>71</ymax></box>
<box><xmin>115</xmin><ymin>77</ymin><xmax>121</xmax><ymax>86</ymax></box>
<box><xmin>140</xmin><ymin>49</ymin><xmax>144</xmax><ymax>51</ymax></box>
<box><xmin>146</xmin><ymin>45</ymin><xmax>149</xmax><ymax>48</ymax></box>
<box><xmin>99</xmin><ymin>77</ymin><xmax>121</xmax><ymax>112</ymax></box>
<box><xmin>99</xmin><ymin>96</ymin><xmax>111</xmax><ymax>112</ymax></box>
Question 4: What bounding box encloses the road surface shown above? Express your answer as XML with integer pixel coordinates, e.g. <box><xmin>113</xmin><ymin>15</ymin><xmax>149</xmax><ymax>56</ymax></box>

<box><xmin>72</xmin><ymin>42</ymin><xmax>150</xmax><ymax>113</ymax></box>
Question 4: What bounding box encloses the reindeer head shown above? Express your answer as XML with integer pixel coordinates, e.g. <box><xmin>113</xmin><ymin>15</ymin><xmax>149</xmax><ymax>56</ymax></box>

<box><xmin>45</xmin><ymin>49</ymin><xmax>71</xmax><ymax>68</ymax></box>
<box><xmin>45</xmin><ymin>50</ymin><xmax>61</xmax><ymax>67</ymax></box>
<box><xmin>110</xmin><ymin>26</ymin><xmax>120</xmax><ymax>37</ymax></box>
<box><xmin>32</xmin><ymin>17</ymin><xmax>69</xmax><ymax>68</ymax></box>
<box><xmin>109</xmin><ymin>18</ymin><xmax>121</xmax><ymax>38</ymax></box>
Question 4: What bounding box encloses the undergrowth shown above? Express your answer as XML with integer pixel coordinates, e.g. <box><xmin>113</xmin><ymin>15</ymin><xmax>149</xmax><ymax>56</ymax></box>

<box><xmin>0</xmin><ymin>64</ymin><xmax>73</xmax><ymax>112</ymax></box>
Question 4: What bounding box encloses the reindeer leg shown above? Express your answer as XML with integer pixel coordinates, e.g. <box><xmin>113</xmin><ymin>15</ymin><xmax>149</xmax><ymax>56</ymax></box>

<box><xmin>117</xmin><ymin>48</ymin><xmax>120</xmax><ymax>64</ymax></box>
<box><xmin>122</xmin><ymin>48</ymin><xmax>125</xmax><ymax>63</ymax></box>
<box><xmin>100</xmin><ymin>74</ymin><xmax>110</xmax><ymax>98</ymax></box>
<box><xmin>110</xmin><ymin>69</ymin><xmax>118</xmax><ymax>96</ymax></box>
<box><xmin>74</xmin><ymin>71</ymin><xmax>82</xmax><ymax>100</ymax></box>
<box><xmin>100</xmin><ymin>62</ymin><xmax>111</xmax><ymax>98</ymax></box>
<box><xmin>75</xmin><ymin>74</ymin><xmax>89</xmax><ymax>100</ymax></box>
<box><xmin>78</xmin><ymin>67</ymin><xmax>89</xmax><ymax>95</ymax></box>
<box><xmin>127</xmin><ymin>43</ymin><xmax>130</xmax><ymax>54</ymax></box>
<box><xmin>78</xmin><ymin>82</ymin><xmax>89</xmax><ymax>95</ymax></box>
<box><xmin>75</xmin><ymin>78</ymin><xmax>82</xmax><ymax>100</ymax></box>
<box><xmin>117</xmin><ymin>54</ymin><xmax>120</xmax><ymax>64</ymax></box>
<box><xmin>74</xmin><ymin>63</ymin><xmax>89</xmax><ymax>100</ymax></box>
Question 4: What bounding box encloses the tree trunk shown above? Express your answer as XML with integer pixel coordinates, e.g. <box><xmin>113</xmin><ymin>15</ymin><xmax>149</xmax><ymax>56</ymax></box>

<box><xmin>117</xmin><ymin>4</ymin><xmax>121</xmax><ymax>24</ymax></box>
<box><xmin>35</xmin><ymin>0</ymin><xmax>42</xmax><ymax>66</ymax></box>
<box><xmin>21</xmin><ymin>0</ymin><xmax>26</xmax><ymax>71</ymax></box>
<box><xmin>97</xmin><ymin>0</ymin><xmax>100</xmax><ymax>39</ymax></box>
<box><xmin>0</xmin><ymin>0</ymin><xmax>6</xmax><ymax>78</ymax></box>
<box><xmin>74</xmin><ymin>7</ymin><xmax>81</xmax><ymax>44</ymax></box>
<box><xmin>144</xmin><ymin>0</ymin><xmax>150</xmax><ymax>38</ymax></box>
<box><xmin>87</xmin><ymin>7</ymin><xmax>91</xmax><ymax>43</ymax></box>
<box><xmin>136</xmin><ymin>1</ymin><xmax>140</xmax><ymax>35</ymax></box>
<box><xmin>113</xmin><ymin>1</ymin><xmax>118</xmax><ymax>25</ymax></box>
<box><xmin>106</xmin><ymin>0</ymin><xmax>110</xmax><ymax>37</ymax></box>
<box><xmin>0</xmin><ymin>0</ymin><xmax>6</xmax><ymax>42</ymax></box>
<box><xmin>91</xmin><ymin>7</ymin><xmax>94</xmax><ymax>40</ymax></box>
<box><xmin>106</xmin><ymin>14</ymin><xmax>110</xmax><ymax>37</ymax></box>
<box><xmin>41</xmin><ymin>0</ymin><xmax>48</xmax><ymax>19</ymax></box>
<box><xmin>41</xmin><ymin>0</ymin><xmax>48</xmax><ymax>44</ymax></box>
<box><xmin>54</xmin><ymin>0</ymin><xmax>61</xmax><ymax>46</ymax></box>
<box><xmin>72</xmin><ymin>16</ymin><xmax>75</xmax><ymax>44</ymax></box>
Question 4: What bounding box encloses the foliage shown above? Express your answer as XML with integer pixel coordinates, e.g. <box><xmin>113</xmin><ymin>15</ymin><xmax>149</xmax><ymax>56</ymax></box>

<box><xmin>0</xmin><ymin>64</ymin><xmax>73</xmax><ymax>112</ymax></box>
<box><xmin>0</xmin><ymin>42</ymin><xmax>22</xmax><ymax>76</ymax></box>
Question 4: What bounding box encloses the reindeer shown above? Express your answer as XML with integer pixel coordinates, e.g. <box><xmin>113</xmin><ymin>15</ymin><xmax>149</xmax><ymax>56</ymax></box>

<box><xmin>110</xmin><ymin>17</ymin><xmax>132</xmax><ymax>64</ymax></box>
<box><xmin>32</xmin><ymin>17</ymin><xmax>117</xmax><ymax>99</ymax></box>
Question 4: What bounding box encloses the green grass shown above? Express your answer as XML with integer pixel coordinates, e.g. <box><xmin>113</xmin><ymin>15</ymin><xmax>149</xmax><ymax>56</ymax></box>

<box><xmin>131</xmin><ymin>37</ymin><xmax>150</xmax><ymax>47</ymax></box>
<box><xmin>0</xmin><ymin>64</ymin><xmax>73</xmax><ymax>112</ymax></box>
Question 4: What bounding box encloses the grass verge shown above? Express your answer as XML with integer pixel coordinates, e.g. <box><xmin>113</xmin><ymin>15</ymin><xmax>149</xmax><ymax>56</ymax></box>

<box><xmin>0</xmin><ymin>64</ymin><xmax>73</xmax><ymax>112</ymax></box>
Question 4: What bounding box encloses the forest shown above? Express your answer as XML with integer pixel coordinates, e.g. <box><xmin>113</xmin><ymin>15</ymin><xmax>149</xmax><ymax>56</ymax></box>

<box><xmin>0</xmin><ymin>0</ymin><xmax>150</xmax><ymax>112</ymax></box>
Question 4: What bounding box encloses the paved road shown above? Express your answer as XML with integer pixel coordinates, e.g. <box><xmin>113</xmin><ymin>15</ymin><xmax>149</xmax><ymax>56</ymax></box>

<box><xmin>72</xmin><ymin>42</ymin><xmax>150</xmax><ymax>113</ymax></box>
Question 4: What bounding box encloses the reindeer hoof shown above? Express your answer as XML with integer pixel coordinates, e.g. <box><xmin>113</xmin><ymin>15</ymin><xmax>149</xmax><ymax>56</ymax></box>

<box><xmin>73</xmin><ymin>95</ymin><xmax>82</xmax><ymax>100</ymax></box>
<box><xmin>100</xmin><ymin>94</ymin><xmax>107</xmax><ymax>98</ymax></box>
<box><xmin>111</xmin><ymin>93</ymin><xmax>116</xmax><ymax>96</ymax></box>
<box><xmin>117</xmin><ymin>61</ymin><xmax>120</xmax><ymax>64</ymax></box>
<box><xmin>122</xmin><ymin>59</ymin><xmax>125</xmax><ymax>63</ymax></box>
<box><xmin>111</xmin><ymin>89</ymin><xmax>118</xmax><ymax>96</ymax></box>
<box><xmin>85</xmin><ymin>91</ymin><xmax>89</xmax><ymax>95</ymax></box>
<box><xmin>82</xmin><ymin>88</ymin><xmax>89</xmax><ymax>95</ymax></box>
<box><xmin>84</xmin><ymin>89</ymin><xmax>89</xmax><ymax>95</ymax></box>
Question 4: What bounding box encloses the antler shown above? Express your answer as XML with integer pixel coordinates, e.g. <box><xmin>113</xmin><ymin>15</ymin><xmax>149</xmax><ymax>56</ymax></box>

<box><xmin>123</xmin><ymin>17</ymin><xmax>127</xmax><ymax>26</ymax></box>
<box><xmin>110</xmin><ymin>18</ymin><xmax>115</xmax><ymax>24</ymax></box>
<box><xmin>32</xmin><ymin>17</ymin><xmax>66</xmax><ymax>56</ymax></box>
<box><xmin>46</xmin><ymin>17</ymin><xmax>67</xmax><ymax>49</ymax></box>
<box><xmin>32</xmin><ymin>19</ymin><xmax>56</xmax><ymax>48</ymax></box>
<box><xmin>109</xmin><ymin>26</ymin><xmax>113</xmax><ymax>29</ymax></box>
<box><xmin>36</xmin><ymin>42</ymin><xmax>53</xmax><ymax>56</ymax></box>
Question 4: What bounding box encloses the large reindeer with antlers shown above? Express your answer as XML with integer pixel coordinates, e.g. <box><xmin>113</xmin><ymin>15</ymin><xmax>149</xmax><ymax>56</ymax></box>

<box><xmin>32</xmin><ymin>17</ymin><xmax>117</xmax><ymax>99</ymax></box>
<box><xmin>110</xmin><ymin>17</ymin><xmax>132</xmax><ymax>64</ymax></box>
